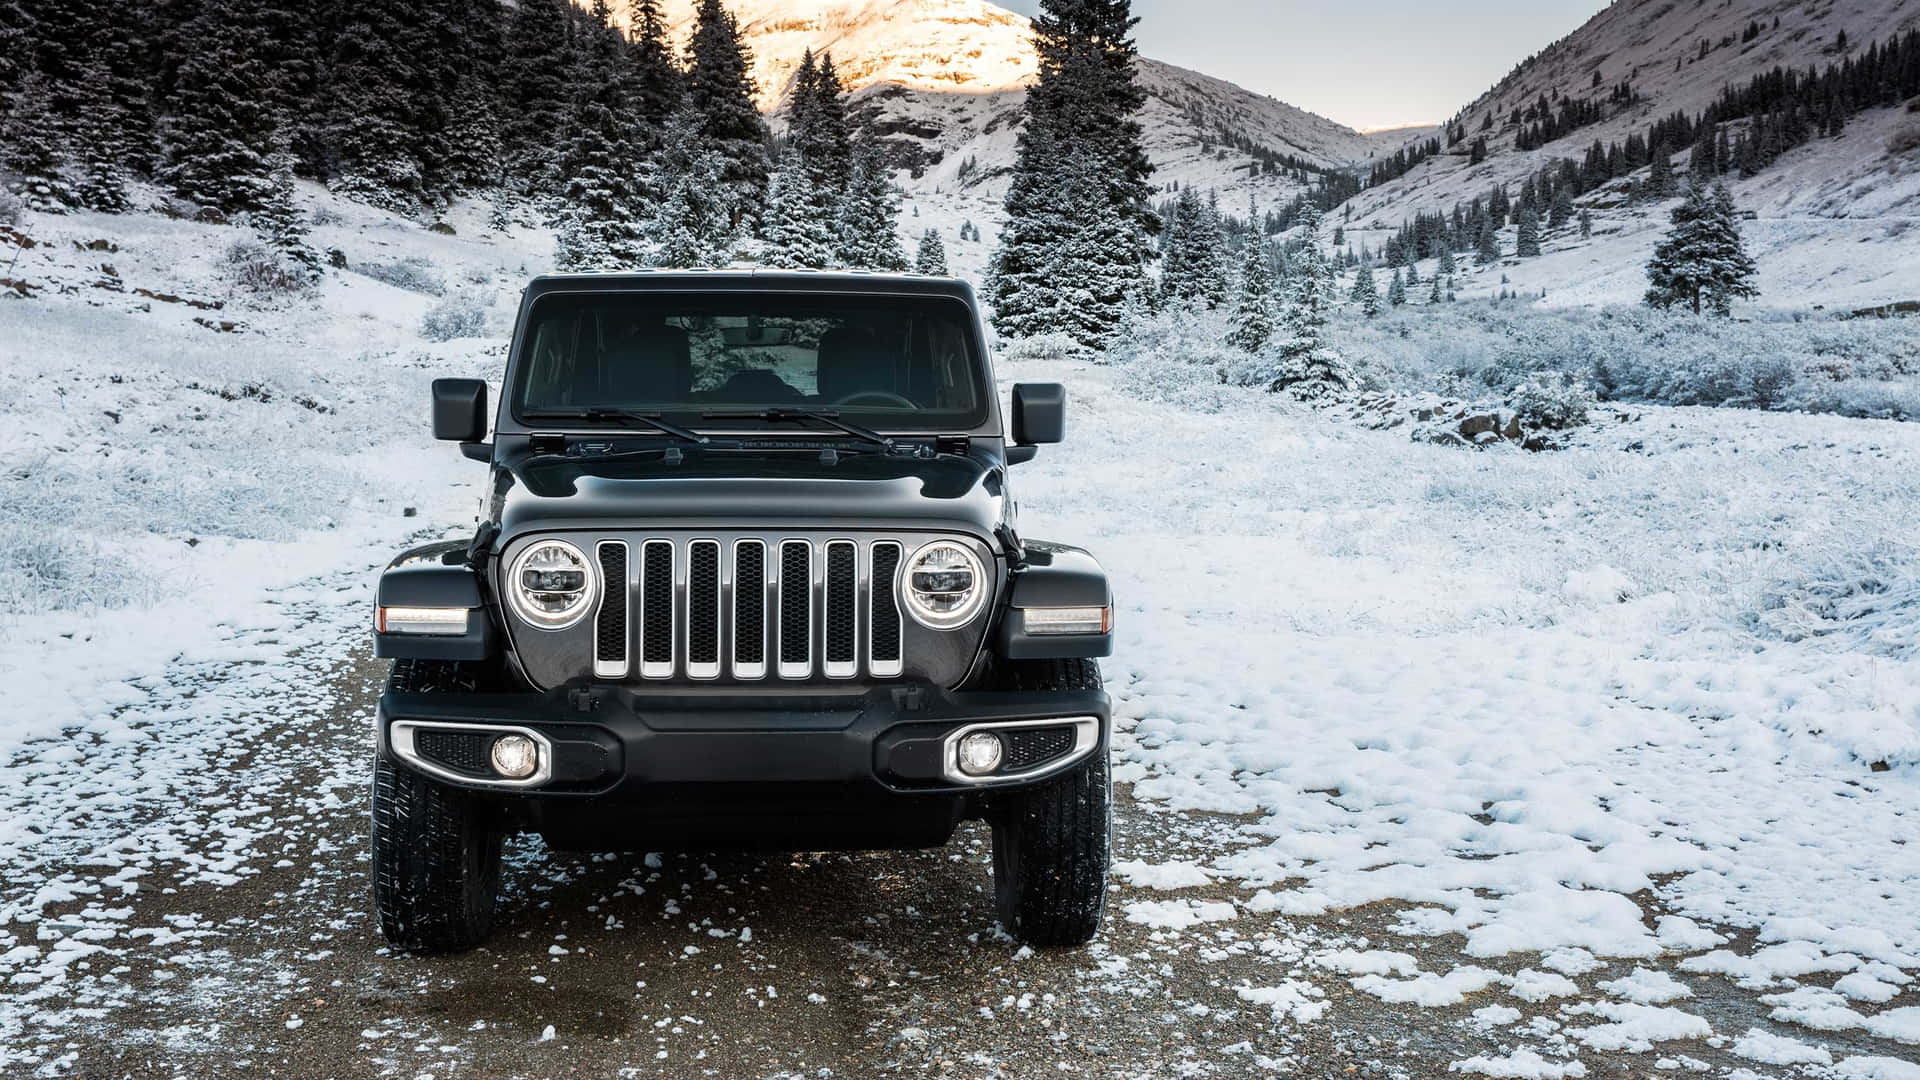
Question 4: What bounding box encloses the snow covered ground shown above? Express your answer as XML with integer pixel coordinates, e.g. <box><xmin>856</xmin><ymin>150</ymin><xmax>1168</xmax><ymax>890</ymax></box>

<box><xmin>2</xmin><ymin>187</ymin><xmax>1918</xmax><ymax>1076</ymax></box>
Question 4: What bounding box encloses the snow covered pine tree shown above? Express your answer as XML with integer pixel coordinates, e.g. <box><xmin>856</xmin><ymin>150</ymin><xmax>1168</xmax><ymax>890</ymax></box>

<box><xmin>988</xmin><ymin>0</ymin><xmax>1155</xmax><ymax>348</ymax></box>
<box><xmin>1644</xmin><ymin>183</ymin><xmax>1759</xmax><ymax>315</ymax></box>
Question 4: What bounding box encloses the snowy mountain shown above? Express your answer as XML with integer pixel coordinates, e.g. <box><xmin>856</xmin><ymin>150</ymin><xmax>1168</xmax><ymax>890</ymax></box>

<box><xmin>630</xmin><ymin>0</ymin><xmax>1376</xmax><ymax>203</ymax></box>
<box><xmin>1345</xmin><ymin>0</ymin><xmax>1920</xmax><ymax>309</ymax></box>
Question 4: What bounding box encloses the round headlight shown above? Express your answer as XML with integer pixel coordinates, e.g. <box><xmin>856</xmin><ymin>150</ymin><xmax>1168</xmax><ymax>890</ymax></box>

<box><xmin>900</xmin><ymin>540</ymin><xmax>987</xmax><ymax>630</ymax></box>
<box><xmin>506</xmin><ymin>539</ymin><xmax>597</xmax><ymax>630</ymax></box>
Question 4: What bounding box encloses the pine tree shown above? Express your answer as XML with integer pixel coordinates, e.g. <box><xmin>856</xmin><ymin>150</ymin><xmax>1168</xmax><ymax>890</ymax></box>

<box><xmin>501</xmin><ymin>0</ymin><xmax>573</xmax><ymax>196</ymax></box>
<box><xmin>1227</xmin><ymin>236</ymin><xmax>1274</xmax><ymax>350</ymax></box>
<box><xmin>987</xmin><ymin>0</ymin><xmax>1154</xmax><ymax>347</ymax></box>
<box><xmin>1263</xmin><ymin>239</ymin><xmax>1350</xmax><ymax>398</ymax></box>
<box><xmin>553</xmin><ymin>0</ymin><xmax>649</xmax><ymax>271</ymax></box>
<box><xmin>647</xmin><ymin>106</ymin><xmax>737</xmax><ymax>268</ymax></box>
<box><xmin>72</xmin><ymin>57</ymin><xmax>131</xmax><ymax>212</ymax></box>
<box><xmin>915</xmin><ymin>229</ymin><xmax>949</xmax><ymax>275</ymax></box>
<box><xmin>2</xmin><ymin>71</ymin><xmax>75</xmax><ymax>211</ymax></box>
<box><xmin>1476</xmin><ymin>216</ymin><xmax>1502</xmax><ymax>265</ymax></box>
<box><xmin>158</xmin><ymin>0</ymin><xmax>278</xmax><ymax>214</ymax></box>
<box><xmin>759</xmin><ymin>160</ymin><xmax>836</xmax><ymax>268</ymax></box>
<box><xmin>255</xmin><ymin>152</ymin><xmax>321</xmax><ymax>284</ymax></box>
<box><xmin>788</xmin><ymin>50</ymin><xmax>853</xmax><ymax>196</ymax></box>
<box><xmin>837</xmin><ymin>141</ymin><xmax>907</xmax><ymax>270</ymax></box>
<box><xmin>1427</xmin><ymin>272</ymin><xmax>1444</xmax><ymax>304</ymax></box>
<box><xmin>1159</xmin><ymin>188</ymin><xmax>1227</xmax><ymax>308</ymax></box>
<box><xmin>436</xmin><ymin>0</ymin><xmax>507</xmax><ymax>193</ymax></box>
<box><xmin>1647</xmin><ymin>141</ymin><xmax>1676</xmax><ymax>197</ymax></box>
<box><xmin>1388</xmin><ymin>268</ymin><xmax>1407</xmax><ymax>306</ymax></box>
<box><xmin>21</xmin><ymin>0</ymin><xmax>92</xmax><ymax>129</ymax></box>
<box><xmin>0</xmin><ymin>1</ymin><xmax>32</xmax><ymax>123</ymax></box>
<box><xmin>1644</xmin><ymin>183</ymin><xmax>1759</xmax><ymax>315</ymax></box>
<box><xmin>1350</xmin><ymin>263</ymin><xmax>1380</xmax><ymax>316</ymax></box>
<box><xmin>625</xmin><ymin>0</ymin><xmax>682</xmax><ymax>141</ymax></box>
<box><xmin>1438</xmin><ymin>247</ymin><xmax>1457</xmax><ymax>277</ymax></box>
<box><xmin>239</xmin><ymin>1</ymin><xmax>326</xmax><ymax>178</ymax></box>
<box><xmin>1579</xmin><ymin>209</ymin><xmax>1593</xmax><ymax>239</ymax></box>
<box><xmin>324</xmin><ymin>0</ymin><xmax>434</xmax><ymax>211</ymax></box>
<box><xmin>1549</xmin><ymin>185</ymin><xmax>1575</xmax><ymax>229</ymax></box>
<box><xmin>684</xmin><ymin>0</ymin><xmax>771</xmax><ymax>228</ymax></box>
<box><xmin>1515</xmin><ymin>204</ymin><xmax>1541</xmax><ymax>257</ymax></box>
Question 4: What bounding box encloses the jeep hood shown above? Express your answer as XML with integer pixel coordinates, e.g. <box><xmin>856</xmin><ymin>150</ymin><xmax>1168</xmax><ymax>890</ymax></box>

<box><xmin>489</xmin><ymin>450</ymin><xmax>1008</xmax><ymax>543</ymax></box>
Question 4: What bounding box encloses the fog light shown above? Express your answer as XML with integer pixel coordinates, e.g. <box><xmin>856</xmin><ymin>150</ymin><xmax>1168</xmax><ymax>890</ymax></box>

<box><xmin>957</xmin><ymin>731</ymin><xmax>1004</xmax><ymax>776</ymax></box>
<box><xmin>490</xmin><ymin>734</ymin><xmax>539</xmax><ymax>779</ymax></box>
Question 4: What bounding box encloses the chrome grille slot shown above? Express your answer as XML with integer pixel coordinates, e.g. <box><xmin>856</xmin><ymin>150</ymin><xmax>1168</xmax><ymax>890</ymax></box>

<box><xmin>869</xmin><ymin>541</ymin><xmax>903</xmax><ymax>677</ymax></box>
<box><xmin>778</xmin><ymin>540</ymin><xmax>812</xmax><ymax>678</ymax></box>
<box><xmin>640</xmin><ymin>539</ymin><xmax>674</xmax><ymax>678</ymax></box>
<box><xmin>687</xmin><ymin>540</ymin><xmax>720</xmax><ymax>679</ymax></box>
<box><xmin>734</xmin><ymin>540</ymin><xmax>767</xmax><ymax>679</ymax></box>
<box><xmin>824</xmin><ymin>541</ymin><xmax>858</xmax><ymax>678</ymax></box>
<box><xmin>594</xmin><ymin>541</ymin><xmax>629</xmax><ymax>679</ymax></box>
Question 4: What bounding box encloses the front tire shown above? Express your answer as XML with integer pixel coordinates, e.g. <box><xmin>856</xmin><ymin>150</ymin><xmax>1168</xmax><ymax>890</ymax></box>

<box><xmin>986</xmin><ymin>658</ymin><xmax>1111</xmax><ymax>947</ymax></box>
<box><xmin>371</xmin><ymin>660</ymin><xmax>504</xmax><ymax>954</ymax></box>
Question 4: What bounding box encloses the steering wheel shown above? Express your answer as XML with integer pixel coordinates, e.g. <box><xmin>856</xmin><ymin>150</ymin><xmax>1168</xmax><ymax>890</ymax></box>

<box><xmin>834</xmin><ymin>391</ymin><xmax>917</xmax><ymax>409</ymax></box>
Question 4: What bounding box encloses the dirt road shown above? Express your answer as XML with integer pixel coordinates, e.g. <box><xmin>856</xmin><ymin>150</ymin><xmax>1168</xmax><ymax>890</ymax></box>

<box><xmin>1</xmin><ymin>603</ymin><xmax>1910</xmax><ymax>1079</ymax></box>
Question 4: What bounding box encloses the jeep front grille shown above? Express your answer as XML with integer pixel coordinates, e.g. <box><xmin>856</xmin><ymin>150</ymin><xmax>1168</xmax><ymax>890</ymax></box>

<box><xmin>590</xmin><ymin>536</ymin><xmax>921</xmax><ymax>682</ymax></box>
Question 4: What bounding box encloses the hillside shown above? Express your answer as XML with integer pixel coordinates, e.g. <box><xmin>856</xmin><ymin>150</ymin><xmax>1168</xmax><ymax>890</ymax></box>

<box><xmin>632</xmin><ymin>0</ymin><xmax>1376</xmax><ymax>202</ymax></box>
<box><xmin>1344</xmin><ymin>0</ymin><xmax>1920</xmax><ymax>310</ymax></box>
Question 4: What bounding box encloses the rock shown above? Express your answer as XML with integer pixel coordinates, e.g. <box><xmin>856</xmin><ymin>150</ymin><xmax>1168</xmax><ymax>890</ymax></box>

<box><xmin>1501</xmin><ymin>414</ymin><xmax>1524</xmax><ymax>441</ymax></box>
<box><xmin>428</xmin><ymin>221</ymin><xmax>456</xmax><ymax>235</ymax></box>
<box><xmin>1458</xmin><ymin>413</ymin><xmax>1500</xmax><ymax>438</ymax></box>
<box><xmin>402</xmin><ymin>507</ymin><xmax>417</xmax><ymax>518</ymax></box>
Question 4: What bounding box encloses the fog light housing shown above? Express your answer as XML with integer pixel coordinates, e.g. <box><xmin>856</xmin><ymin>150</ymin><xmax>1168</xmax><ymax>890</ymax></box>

<box><xmin>1021</xmin><ymin>605</ymin><xmax>1112</xmax><ymax>635</ymax></box>
<box><xmin>490</xmin><ymin>734</ymin><xmax>539</xmax><ymax>779</ymax></box>
<box><xmin>957</xmin><ymin>731</ymin><xmax>1004</xmax><ymax>776</ymax></box>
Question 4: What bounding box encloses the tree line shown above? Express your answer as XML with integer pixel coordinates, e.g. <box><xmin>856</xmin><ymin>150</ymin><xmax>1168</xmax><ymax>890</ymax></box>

<box><xmin>0</xmin><ymin>0</ymin><xmax>909</xmax><ymax>272</ymax></box>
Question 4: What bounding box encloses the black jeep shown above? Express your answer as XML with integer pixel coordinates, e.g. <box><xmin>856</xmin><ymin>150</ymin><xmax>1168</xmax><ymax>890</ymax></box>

<box><xmin>371</xmin><ymin>272</ymin><xmax>1114</xmax><ymax>952</ymax></box>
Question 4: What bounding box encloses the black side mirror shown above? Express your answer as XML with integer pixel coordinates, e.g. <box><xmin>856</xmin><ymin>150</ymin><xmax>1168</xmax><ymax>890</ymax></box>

<box><xmin>432</xmin><ymin>378</ymin><xmax>489</xmax><ymax>443</ymax></box>
<box><xmin>1010</xmin><ymin>383</ymin><xmax>1066</xmax><ymax>446</ymax></box>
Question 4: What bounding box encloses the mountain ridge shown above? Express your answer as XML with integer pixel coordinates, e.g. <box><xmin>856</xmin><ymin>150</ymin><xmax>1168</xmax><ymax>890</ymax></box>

<box><xmin>615</xmin><ymin>0</ymin><xmax>1376</xmax><ymax>205</ymax></box>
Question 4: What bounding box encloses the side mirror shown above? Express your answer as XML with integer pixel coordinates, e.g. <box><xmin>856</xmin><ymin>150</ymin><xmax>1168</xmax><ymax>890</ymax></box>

<box><xmin>432</xmin><ymin>378</ymin><xmax>488</xmax><ymax>443</ymax></box>
<box><xmin>1010</xmin><ymin>383</ymin><xmax>1066</xmax><ymax>446</ymax></box>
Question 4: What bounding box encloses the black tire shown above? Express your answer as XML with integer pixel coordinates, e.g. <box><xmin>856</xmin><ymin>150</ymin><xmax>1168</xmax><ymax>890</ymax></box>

<box><xmin>371</xmin><ymin>660</ymin><xmax>504</xmax><ymax>954</ymax></box>
<box><xmin>986</xmin><ymin>657</ymin><xmax>1111</xmax><ymax>947</ymax></box>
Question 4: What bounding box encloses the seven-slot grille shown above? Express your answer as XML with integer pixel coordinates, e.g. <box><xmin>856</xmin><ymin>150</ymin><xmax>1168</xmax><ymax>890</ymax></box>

<box><xmin>590</xmin><ymin>537</ymin><xmax>911</xmax><ymax>682</ymax></box>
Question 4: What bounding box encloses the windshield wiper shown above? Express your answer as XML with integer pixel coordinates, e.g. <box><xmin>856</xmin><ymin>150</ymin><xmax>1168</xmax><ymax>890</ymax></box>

<box><xmin>523</xmin><ymin>407</ymin><xmax>709</xmax><ymax>445</ymax></box>
<box><xmin>701</xmin><ymin>408</ymin><xmax>896</xmax><ymax>452</ymax></box>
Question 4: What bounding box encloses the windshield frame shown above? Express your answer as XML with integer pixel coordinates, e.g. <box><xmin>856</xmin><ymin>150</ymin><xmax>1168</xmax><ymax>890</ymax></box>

<box><xmin>501</xmin><ymin>284</ymin><xmax>1000</xmax><ymax>439</ymax></box>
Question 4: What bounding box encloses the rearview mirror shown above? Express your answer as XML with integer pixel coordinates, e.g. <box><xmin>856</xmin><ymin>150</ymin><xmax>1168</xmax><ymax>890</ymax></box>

<box><xmin>432</xmin><ymin>378</ymin><xmax>488</xmax><ymax>443</ymax></box>
<box><xmin>1010</xmin><ymin>383</ymin><xmax>1065</xmax><ymax>446</ymax></box>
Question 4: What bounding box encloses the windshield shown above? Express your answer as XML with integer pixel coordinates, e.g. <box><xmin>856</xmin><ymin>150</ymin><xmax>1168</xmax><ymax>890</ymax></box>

<box><xmin>512</xmin><ymin>291</ymin><xmax>989</xmax><ymax>431</ymax></box>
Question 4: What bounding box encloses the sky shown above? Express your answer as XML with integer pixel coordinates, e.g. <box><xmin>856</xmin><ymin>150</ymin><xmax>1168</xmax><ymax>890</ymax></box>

<box><xmin>993</xmin><ymin>0</ymin><xmax>1613</xmax><ymax>131</ymax></box>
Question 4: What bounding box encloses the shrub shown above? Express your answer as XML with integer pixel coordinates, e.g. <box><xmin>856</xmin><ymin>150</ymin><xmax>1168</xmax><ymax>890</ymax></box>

<box><xmin>1888</xmin><ymin>120</ymin><xmax>1920</xmax><ymax>156</ymax></box>
<box><xmin>420</xmin><ymin>289</ymin><xmax>489</xmax><ymax>342</ymax></box>
<box><xmin>0</xmin><ymin>183</ymin><xmax>22</xmax><ymax>226</ymax></box>
<box><xmin>1329</xmin><ymin>303</ymin><xmax>1920</xmax><ymax>420</ymax></box>
<box><xmin>223</xmin><ymin>239</ymin><xmax>309</xmax><ymax>297</ymax></box>
<box><xmin>354</xmin><ymin>255</ymin><xmax>444</xmax><ymax>295</ymax></box>
<box><xmin>1507</xmin><ymin>370</ymin><xmax>1594</xmax><ymax>429</ymax></box>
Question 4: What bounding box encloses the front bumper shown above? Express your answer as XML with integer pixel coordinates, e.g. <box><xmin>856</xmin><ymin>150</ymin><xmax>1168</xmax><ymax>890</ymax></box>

<box><xmin>375</xmin><ymin>683</ymin><xmax>1110</xmax><ymax>799</ymax></box>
